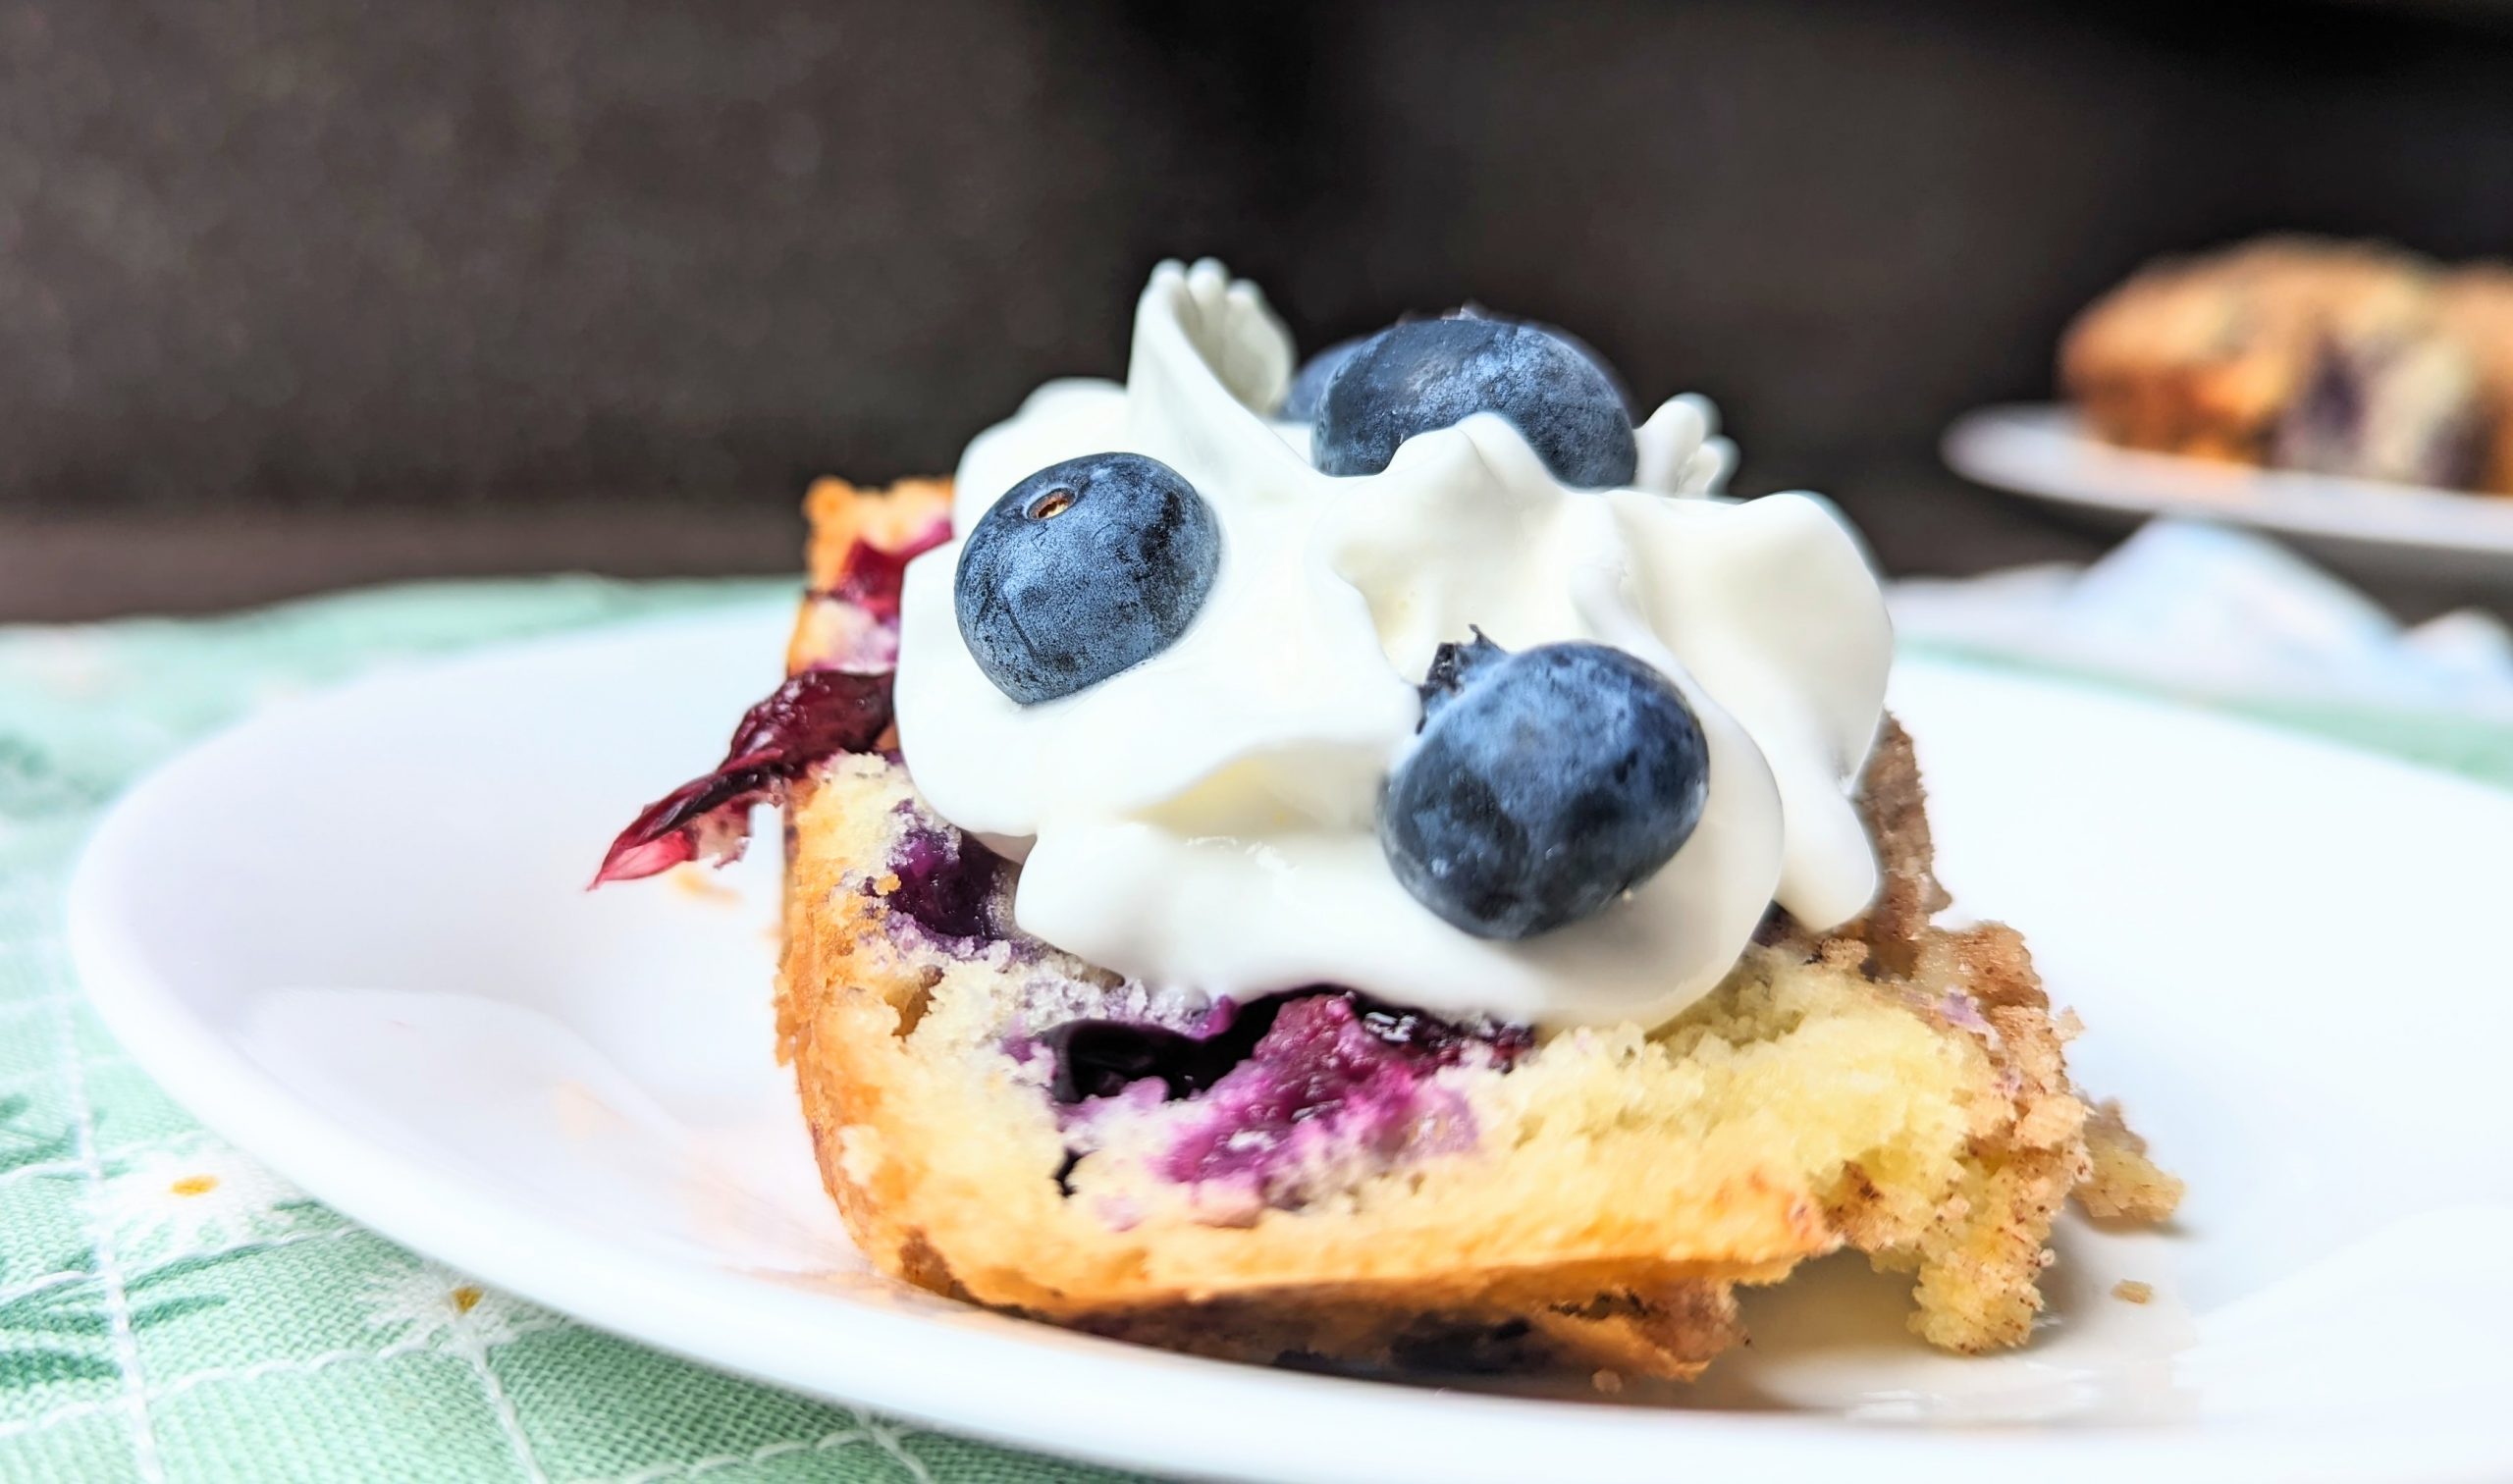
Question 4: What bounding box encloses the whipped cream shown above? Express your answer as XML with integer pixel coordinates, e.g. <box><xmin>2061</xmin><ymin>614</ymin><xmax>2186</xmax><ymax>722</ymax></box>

<box><xmin>892</xmin><ymin>261</ymin><xmax>1893</xmax><ymax>1030</ymax></box>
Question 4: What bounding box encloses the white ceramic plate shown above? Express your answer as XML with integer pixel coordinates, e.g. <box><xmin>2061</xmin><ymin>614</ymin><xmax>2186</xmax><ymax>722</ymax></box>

<box><xmin>1944</xmin><ymin>403</ymin><xmax>2513</xmax><ymax>588</ymax></box>
<box><xmin>68</xmin><ymin>603</ymin><xmax>2513</xmax><ymax>1484</ymax></box>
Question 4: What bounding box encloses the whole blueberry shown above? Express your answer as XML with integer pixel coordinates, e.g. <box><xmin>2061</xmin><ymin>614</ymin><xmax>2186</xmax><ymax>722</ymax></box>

<box><xmin>1313</xmin><ymin>318</ymin><xmax>1637</xmax><ymax>487</ymax></box>
<box><xmin>1281</xmin><ymin>333</ymin><xmax>1374</xmax><ymax>423</ymax></box>
<box><xmin>1379</xmin><ymin>634</ymin><xmax>1709</xmax><ymax>939</ymax></box>
<box><xmin>954</xmin><ymin>452</ymin><xmax>1221</xmax><ymax>704</ymax></box>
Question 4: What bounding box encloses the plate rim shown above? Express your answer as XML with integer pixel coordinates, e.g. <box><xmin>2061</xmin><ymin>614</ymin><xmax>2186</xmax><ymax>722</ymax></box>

<box><xmin>1942</xmin><ymin>402</ymin><xmax>2513</xmax><ymax>558</ymax></box>
<box><xmin>61</xmin><ymin>609</ymin><xmax>2513</xmax><ymax>1484</ymax></box>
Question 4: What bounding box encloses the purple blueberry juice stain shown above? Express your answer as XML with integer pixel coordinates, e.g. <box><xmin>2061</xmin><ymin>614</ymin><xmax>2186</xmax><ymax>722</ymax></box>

<box><xmin>1157</xmin><ymin>995</ymin><xmax>1475</xmax><ymax>1190</ymax></box>
<box><xmin>1934</xmin><ymin>989</ymin><xmax>1991</xmax><ymax>1034</ymax></box>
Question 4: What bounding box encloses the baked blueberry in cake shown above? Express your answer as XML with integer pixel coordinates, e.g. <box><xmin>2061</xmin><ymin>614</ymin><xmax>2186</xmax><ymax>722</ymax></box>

<box><xmin>602</xmin><ymin>260</ymin><xmax>2179</xmax><ymax>1383</ymax></box>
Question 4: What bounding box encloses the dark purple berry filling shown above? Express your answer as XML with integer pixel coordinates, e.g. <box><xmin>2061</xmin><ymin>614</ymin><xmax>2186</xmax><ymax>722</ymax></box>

<box><xmin>1043</xmin><ymin>996</ymin><xmax>1287</xmax><ymax>1103</ymax></box>
<box><xmin>1046</xmin><ymin>989</ymin><xmax>1531</xmax><ymax>1200</ymax></box>
<box><xmin>814</xmin><ymin>518</ymin><xmax>952</xmax><ymax>622</ymax></box>
<box><xmin>1045</xmin><ymin>990</ymin><xmax>1526</xmax><ymax>1109</ymax></box>
<box><xmin>598</xmin><ymin>523</ymin><xmax>946</xmax><ymax>888</ymax></box>
<box><xmin>879</xmin><ymin>825</ymin><xmax>1008</xmax><ymax>940</ymax></box>
<box><xmin>1157</xmin><ymin>994</ymin><xmax>1522</xmax><ymax>1188</ymax></box>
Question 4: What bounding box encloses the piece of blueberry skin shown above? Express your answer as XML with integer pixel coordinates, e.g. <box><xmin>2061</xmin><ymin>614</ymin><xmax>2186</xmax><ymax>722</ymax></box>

<box><xmin>1312</xmin><ymin>317</ymin><xmax>1638</xmax><ymax>488</ymax></box>
<box><xmin>1380</xmin><ymin>634</ymin><xmax>1710</xmax><ymax>940</ymax></box>
<box><xmin>1280</xmin><ymin>333</ymin><xmax>1374</xmax><ymax>423</ymax></box>
<box><xmin>953</xmin><ymin>452</ymin><xmax>1221</xmax><ymax>705</ymax></box>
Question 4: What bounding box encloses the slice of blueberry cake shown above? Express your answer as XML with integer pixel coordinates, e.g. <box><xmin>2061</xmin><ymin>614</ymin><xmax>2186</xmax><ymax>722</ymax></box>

<box><xmin>2061</xmin><ymin>237</ymin><xmax>2485</xmax><ymax>489</ymax></box>
<box><xmin>603</xmin><ymin>262</ymin><xmax>2177</xmax><ymax>1382</ymax></box>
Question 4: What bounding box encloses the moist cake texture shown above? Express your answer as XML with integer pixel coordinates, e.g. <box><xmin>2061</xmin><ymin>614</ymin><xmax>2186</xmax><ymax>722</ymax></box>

<box><xmin>727</xmin><ymin>477</ymin><xmax>2181</xmax><ymax>1381</ymax></box>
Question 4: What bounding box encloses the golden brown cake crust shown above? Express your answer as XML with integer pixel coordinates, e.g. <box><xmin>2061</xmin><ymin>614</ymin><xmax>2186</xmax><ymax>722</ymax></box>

<box><xmin>802</xmin><ymin>475</ymin><xmax>954</xmax><ymax>591</ymax></box>
<box><xmin>772</xmin><ymin>479</ymin><xmax>2177</xmax><ymax>1378</ymax></box>
<box><xmin>1837</xmin><ymin>715</ymin><xmax>1953</xmax><ymax>977</ymax></box>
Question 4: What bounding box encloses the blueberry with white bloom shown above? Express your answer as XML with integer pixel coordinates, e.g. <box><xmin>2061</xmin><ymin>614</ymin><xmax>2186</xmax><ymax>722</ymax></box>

<box><xmin>1379</xmin><ymin>633</ymin><xmax>1709</xmax><ymax>939</ymax></box>
<box><xmin>1313</xmin><ymin>317</ymin><xmax>1637</xmax><ymax>487</ymax></box>
<box><xmin>1281</xmin><ymin>333</ymin><xmax>1372</xmax><ymax>422</ymax></box>
<box><xmin>954</xmin><ymin>452</ymin><xmax>1220</xmax><ymax>704</ymax></box>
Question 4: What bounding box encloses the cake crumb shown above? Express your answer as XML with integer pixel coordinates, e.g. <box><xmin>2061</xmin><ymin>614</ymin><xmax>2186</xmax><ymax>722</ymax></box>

<box><xmin>2112</xmin><ymin>1280</ymin><xmax>2154</xmax><ymax>1305</ymax></box>
<box><xmin>668</xmin><ymin>865</ymin><xmax>741</xmax><ymax>903</ymax></box>
<box><xmin>2078</xmin><ymin>1100</ymin><xmax>2186</xmax><ymax>1223</ymax></box>
<box><xmin>1591</xmin><ymin>1369</ymin><xmax>1625</xmax><ymax>1395</ymax></box>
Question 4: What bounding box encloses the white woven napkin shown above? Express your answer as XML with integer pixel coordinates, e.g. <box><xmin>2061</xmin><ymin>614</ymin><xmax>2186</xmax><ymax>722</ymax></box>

<box><xmin>1890</xmin><ymin>520</ymin><xmax>2513</xmax><ymax>724</ymax></box>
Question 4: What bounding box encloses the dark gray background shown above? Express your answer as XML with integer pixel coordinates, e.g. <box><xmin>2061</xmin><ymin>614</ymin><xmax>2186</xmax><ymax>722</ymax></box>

<box><xmin>4</xmin><ymin>0</ymin><xmax>2510</xmax><ymax>616</ymax></box>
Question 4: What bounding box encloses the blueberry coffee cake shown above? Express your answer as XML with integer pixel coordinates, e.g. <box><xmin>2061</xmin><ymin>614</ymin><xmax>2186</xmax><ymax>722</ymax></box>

<box><xmin>2060</xmin><ymin>235</ymin><xmax>2513</xmax><ymax>494</ymax></box>
<box><xmin>603</xmin><ymin>260</ymin><xmax>2179</xmax><ymax>1383</ymax></box>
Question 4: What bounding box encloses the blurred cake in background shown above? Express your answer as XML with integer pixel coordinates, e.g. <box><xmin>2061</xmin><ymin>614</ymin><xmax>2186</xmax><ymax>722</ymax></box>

<box><xmin>2061</xmin><ymin>237</ymin><xmax>2513</xmax><ymax>495</ymax></box>
<box><xmin>2441</xmin><ymin>266</ymin><xmax>2513</xmax><ymax>495</ymax></box>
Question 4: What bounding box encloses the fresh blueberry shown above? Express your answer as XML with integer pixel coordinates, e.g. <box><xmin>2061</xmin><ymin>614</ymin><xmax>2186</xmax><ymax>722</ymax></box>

<box><xmin>1281</xmin><ymin>333</ymin><xmax>1373</xmax><ymax>423</ymax></box>
<box><xmin>954</xmin><ymin>452</ymin><xmax>1221</xmax><ymax>704</ymax></box>
<box><xmin>1312</xmin><ymin>317</ymin><xmax>1637</xmax><ymax>487</ymax></box>
<box><xmin>1522</xmin><ymin>320</ymin><xmax>1633</xmax><ymax>416</ymax></box>
<box><xmin>1379</xmin><ymin>634</ymin><xmax>1709</xmax><ymax>939</ymax></box>
<box><xmin>1447</xmin><ymin>304</ymin><xmax>1636</xmax><ymax>415</ymax></box>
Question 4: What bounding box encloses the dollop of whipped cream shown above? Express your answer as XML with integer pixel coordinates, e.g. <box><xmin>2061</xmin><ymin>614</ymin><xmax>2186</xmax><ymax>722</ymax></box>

<box><xmin>893</xmin><ymin>260</ymin><xmax>1892</xmax><ymax>1030</ymax></box>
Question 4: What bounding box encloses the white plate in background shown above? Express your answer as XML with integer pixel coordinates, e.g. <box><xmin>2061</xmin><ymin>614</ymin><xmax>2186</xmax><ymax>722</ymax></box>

<box><xmin>67</xmin><ymin>605</ymin><xmax>2513</xmax><ymax>1483</ymax></box>
<box><xmin>1945</xmin><ymin>403</ymin><xmax>2513</xmax><ymax>587</ymax></box>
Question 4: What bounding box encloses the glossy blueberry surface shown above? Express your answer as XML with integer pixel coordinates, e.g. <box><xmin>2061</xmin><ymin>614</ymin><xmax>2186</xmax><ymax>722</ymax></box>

<box><xmin>954</xmin><ymin>452</ymin><xmax>1220</xmax><ymax>704</ymax></box>
<box><xmin>1379</xmin><ymin>634</ymin><xmax>1708</xmax><ymax>938</ymax></box>
<box><xmin>1281</xmin><ymin>333</ymin><xmax>1372</xmax><ymax>423</ymax></box>
<box><xmin>1311</xmin><ymin>318</ymin><xmax>1636</xmax><ymax>487</ymax></box>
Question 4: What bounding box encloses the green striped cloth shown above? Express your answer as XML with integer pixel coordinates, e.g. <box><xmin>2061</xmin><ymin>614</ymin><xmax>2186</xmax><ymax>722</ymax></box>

<box><xmin>0</xmin><ymin>579</ymin><xmax>1130</xmax><ymax>1484</ymax></box>
<box><xmin>2</xmin><ymin>577</ymin><xmax>2505</xmax><ymax>1482</ymax></box>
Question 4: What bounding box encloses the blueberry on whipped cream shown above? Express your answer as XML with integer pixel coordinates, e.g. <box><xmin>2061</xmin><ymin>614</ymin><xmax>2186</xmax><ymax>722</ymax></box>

<box><xmin>891</xmin><ymin>260</ymin><xmax>1891</xmax><ymax>1032</ymax></box>
<box><xmin>600</xmin><ymin>261</ymin><xmax>2180</xmax><ymax>1376</ymax></box>
<box><xmin>953</xmin><ymin>452</ymin><xmax>1221</xmax><ymax>704</ymax></box>
<box><xmin>1312</xmin><ymin>316</ymin><xmax>1637</xmax><ymax>487</ymax></box>
<box><xmin>1380</xmin><ymin>633</ymin><xmax>1710</xmax><ymax>939</ymax></box>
